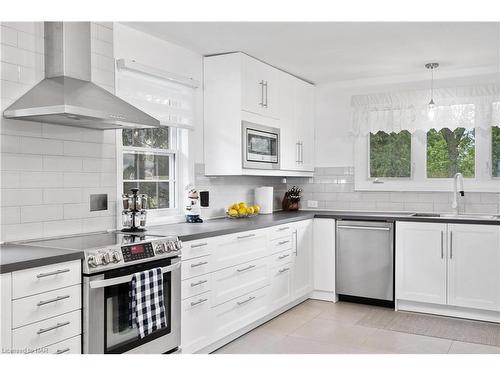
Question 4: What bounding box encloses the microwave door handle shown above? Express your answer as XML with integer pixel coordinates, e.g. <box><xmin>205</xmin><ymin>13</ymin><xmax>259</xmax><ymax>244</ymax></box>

<box><xmin>88</xmin><ymin>260</ymin><xmax>181</xmax><ymax>289</ymax></box>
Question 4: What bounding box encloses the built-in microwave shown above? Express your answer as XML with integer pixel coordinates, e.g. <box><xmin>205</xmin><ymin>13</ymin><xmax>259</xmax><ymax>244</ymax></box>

<box><xmin>242</xmin><ymin>121</ymin><xmax>280</xmax><ymax>170</ymax></box>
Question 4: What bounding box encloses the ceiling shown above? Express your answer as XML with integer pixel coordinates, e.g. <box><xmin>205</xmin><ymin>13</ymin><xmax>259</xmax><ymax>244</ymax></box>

<box><xmin>125</xmin><ymin>22</ymin><xmax>500</xmax><ymax>84</ymax></box>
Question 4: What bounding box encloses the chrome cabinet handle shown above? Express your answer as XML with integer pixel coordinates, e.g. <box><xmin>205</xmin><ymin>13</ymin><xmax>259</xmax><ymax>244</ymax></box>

<box><xmin>55</xmin><ymin>348</ymin><xmax>70</xmax><ymax>354</ymax></box>
<box><xmin>263</xmin><ymin>81</ymin><xmax>268</xmax><ymax>108</ymax></box>
<box><xmin>450</xmin><ymin>232</ymin><xmax>453</xmax><ymax>259</ymax></box>
<box><xmin>277</xmin><ymin>226</ymin><xmax>289</xmax><ymax>231</ymax></box>
<box><xmin>237</xmin><ymin>296</ymin><xmax>255</xmax><ymax>305</ymax></box>
<box><xmin>259</xmin><ymin>80</ymin><xmax>264</xmax><ymax>107</ymax></box>
<box><xmin>279</xmin><ymin>267</ymin><xmax>290</xmax><ymax>273</ymax></box>
<box><xmin>294</xmin><ymin>230</ymin><xmax>298</xmax><ymax>256</ymax></box>
<box><xmin>191</xmin><ymin>242</ymin><xmax>208</xmax><ymax>248</ymax></box>
<box><xmin>337</xmin><ymin>225</ymin><xmax>390</xmax><ymax>231</ymax></box>
<box><xmin>278</xmin><ymin>240</ymin><xmax>290</xmax><ymax>245</ymax></box>
<box><xmin>36</xmin><ymin>269</ymin><xmax>70</xmax><ymax>278</ymax></box>
<box><xmin>37</xmin><ymin>295</ymin><xmax>70</xmax><ymax>307</ymax></box>
<box><xmin>237</xmin><ymin>264</ymin><xmax>256</xmax><ymax>272</ymax></box>
<box><xmin>191</xmin><ymin>261</ymin><xmax>209</xmax><ymax>268</ymax></box>
<box><xmin>237</xmin><ymin>233</ymin><xmax>255</xmax><ymax>240</ymax></box>
<box><xmin>278</xmin><ymin>253</ymin><xmax>290</xmax><ymax>260</ymax></box>
<box><xmin>190</xmin><ymin>279</ymin><xmax>208</xmax><ymax>287</ymax></box>
<box><xmin>296</xmin><ymin>142</ymin><xmax>300</xmax><ymax>163</ymax></box>
<box><xmin>300</xmin><ymin>142</ymin><xmax>304</xmax><ymax>163</ymax></box>
<box><xmin>190</xmin><ymin>298</ymin><xmax>208</xmax><ymax>307</ymax></box>
<box><xmin>440</xmin><ymin>231</ymin><xmax>444</xmax><ymax>259</ymax></box>
<box><xmin>37</xmin><ymin>321</ymin><xmax>70</xmax><ymax>335</ymax></box>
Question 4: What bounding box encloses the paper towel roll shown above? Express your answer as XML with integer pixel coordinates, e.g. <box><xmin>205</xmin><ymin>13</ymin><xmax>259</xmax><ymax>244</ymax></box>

<box><xmin>254</xmin><ymin>186</ymin><xmax>274</xmax><ymax>214</ymax></box>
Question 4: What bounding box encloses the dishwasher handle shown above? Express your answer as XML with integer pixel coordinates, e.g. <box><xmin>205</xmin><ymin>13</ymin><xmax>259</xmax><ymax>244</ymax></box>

<box><xmin>337</xmin><ymin>225</ymin><xmax>391</xmax><ymax>231</ymax></box>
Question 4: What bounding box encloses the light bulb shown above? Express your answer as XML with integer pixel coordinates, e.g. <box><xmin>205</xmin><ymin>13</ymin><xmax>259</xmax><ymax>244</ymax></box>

<box><xmin>428</xmin><ymin>100</ymin><xmax>436</xmax><ymax>121</ymax></box>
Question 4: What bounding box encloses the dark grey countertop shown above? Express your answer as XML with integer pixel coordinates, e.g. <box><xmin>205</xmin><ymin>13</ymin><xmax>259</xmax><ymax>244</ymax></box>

<box><xmin>0</xmin><ymin>244</ymin><xmax>84</xmax><ymax>274</ymax></box>
<box><xmin>146</xmin><ymin>210</ymin><xmax>499</xmax><ymax>241</ymax></box>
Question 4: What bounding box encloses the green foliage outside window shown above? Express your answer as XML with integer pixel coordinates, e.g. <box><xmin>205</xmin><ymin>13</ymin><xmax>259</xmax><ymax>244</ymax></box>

<box><xmin>426</xmin><ymin>128</ymin><xmax>475</xmax><ymax>178</ymax></box>
<box><xmin>492</xmin><ymin>126</ymin><xmax>500</xmax><ymax>177</ymax></box>
<box><xmin>369</xmin><ymin>131</ymin><xmax>411</xmax><ymax>178</ymax></box>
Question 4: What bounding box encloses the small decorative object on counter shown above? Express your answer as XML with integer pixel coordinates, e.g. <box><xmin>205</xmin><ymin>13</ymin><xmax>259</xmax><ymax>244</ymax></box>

<box><xmin>282</xmin><ymin>185</ymin><xmax>302</xmax><ymax>211</ymax></box>
<box><xmin>226</xmin><ymin>202</ymin><xmax>261</xmax><ymax>219</ymax></box>
<box><xmin>185</xmin><ymin>184</ymin><xmax>203</xmax><ymax>223</ymax></box>
<box><xmin>121</xmin><ymin>188</ymin><xmax>148</xmax><ymax>232</ymax></box>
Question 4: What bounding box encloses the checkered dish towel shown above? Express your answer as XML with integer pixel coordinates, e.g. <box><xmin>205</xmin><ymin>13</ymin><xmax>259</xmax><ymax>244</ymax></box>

<box><xmin>129</xmin><ymin>268</ymin><xmax>167</xmax><ymax>338</ymax></box>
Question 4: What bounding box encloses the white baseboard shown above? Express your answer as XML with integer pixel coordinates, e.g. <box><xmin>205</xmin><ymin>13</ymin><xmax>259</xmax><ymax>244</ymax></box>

<box><xmin>397</xmin><ymin>300</ymin><xmax>500</xmax><ymax>324</ymax></box>
<box><xmin>309</xmin><ymin>290</ymin><xmax>337</xmax><ymax>302</ymax></box>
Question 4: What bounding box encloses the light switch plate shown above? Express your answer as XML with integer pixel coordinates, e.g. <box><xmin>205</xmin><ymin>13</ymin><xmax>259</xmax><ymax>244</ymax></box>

<box><xmin>307</xmin><ymin>200</ymin><xmax>318</xmax><ymax>208</ymax></box>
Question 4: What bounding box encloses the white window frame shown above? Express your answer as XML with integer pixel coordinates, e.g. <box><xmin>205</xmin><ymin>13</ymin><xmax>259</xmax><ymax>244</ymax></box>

<box><xmin>355</xmin><ymin>126</ymin><xmax>500</xmax><ymax>192</ymax></box>
<box><xmin>116</xmin><ymin>127</ymin><xmax>189</xmax><ymax>227</ymax></box>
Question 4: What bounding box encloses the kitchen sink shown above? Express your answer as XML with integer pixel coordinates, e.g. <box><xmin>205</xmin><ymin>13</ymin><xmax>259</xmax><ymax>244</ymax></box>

<box><xmin>411</xmin><ymin>213</ymin><xmax>500</xmax><ymax>220</ymax></box>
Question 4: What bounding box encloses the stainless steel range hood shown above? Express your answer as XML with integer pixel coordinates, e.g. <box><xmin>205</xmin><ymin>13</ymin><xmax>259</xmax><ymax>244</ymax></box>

<box><xmin>3</xmin><ymin>22</ymin><xmax>160</xmax><ymax>130</ymax></box>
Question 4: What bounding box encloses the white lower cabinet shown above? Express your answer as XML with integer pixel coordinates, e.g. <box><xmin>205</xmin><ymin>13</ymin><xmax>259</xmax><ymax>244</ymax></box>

<box><xmin>44</xmin><ymin>335</ymin><xmax>81</xmax><ymax>354</ymax></box>
<box><xmin>396</xmin><ymin>221</ymin><xmax>500</xmax><ymax>321</ymax></box>
<box><xmin>447</xmin><ymin>224</ymin><xmax>500</xmax><ymax>311</ymax></box>
<box><xmin>212</xmin><ymin>286</ymin><xmax>269</xmax><ymax>341</ymax></box>
<box><xmin>181</xmin><ymin>292</ymin><xmax>212</xmax><ymax>354</ymax></box>
<box><xmin>268</xmin><ymin>263</ymin><xmax>292</xmax><ymax>310</ymax></box>
<box><xmin>180</xmin><ymin>219</ymin><xmax>314</xmax><ymax>353</ymax></box>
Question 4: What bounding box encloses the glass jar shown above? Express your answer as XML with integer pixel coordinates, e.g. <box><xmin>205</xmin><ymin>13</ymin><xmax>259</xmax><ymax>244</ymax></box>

<box><xmin>141</xmin><ymin>194</ymin><xmax>148</xmax><ymax>210</ymax></box>
<box><xmin>122</xmin><ymin>194</ymin><xmax>130</xmax><ymax>210</ymax></box>
<box><xmin>139</xmin><ymin>210</ymin><xmax>147</xmax><ymax>227</ymax></box>
<box><xmin>121</xmin><ymin>210</ymin><xmax>133</xmax><ymax>228</ymax></box>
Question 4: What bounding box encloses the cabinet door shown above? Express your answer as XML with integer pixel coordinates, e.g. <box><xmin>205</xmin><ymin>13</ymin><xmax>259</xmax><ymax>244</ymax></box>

<box><xmin>241</xmin><ymin>55</ymin><xmax>279</xmax><ymax>119</ymax></box>
<box><xmin>291</xmin><ymin>220</ymin><xmax>313</xmax><ymax>299</ymax></box>
<box><xmin>447</xmin><ymin>224</ymin><xmax>500</xmax><ymax>311</ymax></box>
<box><xmin>295</xmin><ymin>80</ymin><xmax>315</xmax><ymax>172</ymax></box>
<box><xmin>278</xmin><ymin>72</ymin><xmax>300</xmax><ymax>171</ymax></box>
<box><xmin>312</xmin><ymin>219</ymin><xmax>335</xmax><ymax>295</ymax></box>
<box><xmin>181</xmin><ymin>292</ymin><xmax>212</xmax><ymax>354</ymax></box>
<box><xmin>395</xmin><ymin>222</ymin><xmax>447</xmax><ymax>305</ymax></box>
<box><xmin>269</xmin><ymin>263</ymin><xmax>292</xmax><ymax>310</ymax></box>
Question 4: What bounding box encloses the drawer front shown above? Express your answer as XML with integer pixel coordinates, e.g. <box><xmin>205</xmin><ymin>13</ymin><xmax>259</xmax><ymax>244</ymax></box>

<box><xmin>44</xmin><ymin>335</ymin><xmax>81</xmax><ymax>354</ymax></box>
<box><xmin>269</xmin><ymin>224</ymin><xmax>293</xmax><ymax>241</ymax></box>
<box><xmin>12</xmin><ymin>260</ymin><xmax>81</xmax><ymax>299</ymax></box>
<box><xmin>212</xmin><ymin>230</ymin><xmax>268</xmax><ymax>271</ymax></box>
<box><xmin>270</xmin><ymin>236</ymin><xmax>293</xmax><ymax>255</ymax></box>
<box><xmin>212</xmin><ymin>286</ymin><xmax>269</xmax><ymax>341</ymax></box>
<box><xmin>182</xmin><ymin>255</ymin><xmax>211</xmax><ymax>281</ymax></box>
<box><xmin>269</xmin><ymin>249</ymin><xmax>293</xmax><ymax>268</ymax></box>
<box><xmin>181</xmin><ymin>292</ymin><xmax>212</xmax><ymax>354</ymax></box>
<box><xmin>182</xmin><ymin>239</ymin><xmax>212</xmax><ymax>261</ymax></box>
<box><xmin>12</xmin><ymin>310</ymin><xmax>81</xmax><ymax>350</ymax></box>
<box><xmin>13</xmin><ymin>284</ymin><xmax>82</xmax><ymax>329</ymax></box>
<box><xmin>181</xmin><ymin>274</ymin><xmax>212</xmax><ymax>300</ymax></box>
<box><xmin>212</xmin><ymin>257</ymin><xmax>269</xmax><ymax>306</ymax></box>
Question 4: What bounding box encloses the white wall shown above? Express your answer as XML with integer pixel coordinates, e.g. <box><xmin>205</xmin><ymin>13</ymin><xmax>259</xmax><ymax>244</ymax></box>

<box><xmin>0</xmin><ymin>22</ymin><xmax>117</xmax><ymax>242</ymax></box>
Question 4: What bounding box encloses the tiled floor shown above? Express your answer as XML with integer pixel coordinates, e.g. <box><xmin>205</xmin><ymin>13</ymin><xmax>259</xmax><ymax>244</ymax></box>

<box><xmin>214</xmin><ymin>299</ymin><xmax>500</xmax><ymax>354</ymax></box>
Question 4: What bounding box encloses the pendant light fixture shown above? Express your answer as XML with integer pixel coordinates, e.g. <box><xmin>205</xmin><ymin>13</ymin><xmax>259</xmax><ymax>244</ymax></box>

<box><xmin>425</xmin><ymin>62</ymin><xmax>439</xmax><ymax>120</ymax></box>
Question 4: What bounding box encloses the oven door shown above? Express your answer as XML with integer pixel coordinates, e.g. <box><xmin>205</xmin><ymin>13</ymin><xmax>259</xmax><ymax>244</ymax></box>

<box><xmin>83</xmin><ymin>257</ymin><xmax>181</xmax><ymax>354</ymax></box>
<box><xmin>242</xmin><ymin>121</ymin><xmax>280</xmax><ymax>169</ymax></box>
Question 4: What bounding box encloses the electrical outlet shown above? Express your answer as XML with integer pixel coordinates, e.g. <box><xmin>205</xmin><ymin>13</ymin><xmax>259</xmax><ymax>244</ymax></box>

<box><xmin>307</xmin><ymin>200</ymin><xmax>318</xmax><ymax>208</ymax></box>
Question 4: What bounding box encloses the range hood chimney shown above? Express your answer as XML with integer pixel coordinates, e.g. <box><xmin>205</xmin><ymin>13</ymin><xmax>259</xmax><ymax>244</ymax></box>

<box><xmin>3</xmin><ymin>22</ymin><xmax>160</xmax><ymax>130</ymax></box>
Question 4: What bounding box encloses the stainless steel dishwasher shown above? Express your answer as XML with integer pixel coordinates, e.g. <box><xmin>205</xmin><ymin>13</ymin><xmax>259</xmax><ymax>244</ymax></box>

<box><xmin>336</xmin><ymin>220</ymin><xmax>394</xmax><ymax>306</ymax></box>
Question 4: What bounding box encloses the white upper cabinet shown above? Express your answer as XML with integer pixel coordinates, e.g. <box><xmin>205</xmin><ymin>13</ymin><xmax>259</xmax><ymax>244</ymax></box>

<box><xmin>447</xmin><ymin>224</ymin><xmax>500</xmax><ymax>311</ymax></box>
<box><xmin>241</xmin><ymin>55</ymin><xmax>280</xmax><ymax>119</ymax></box>
<box><xmin>203</xmin><ymin>52</ymin><xmax>315</xmax><ymax>176</ymax></box>
<box><xmin>279</xmin><ymin>72</ymin><xmax>315</xmax><ymax>172</ymax></box>
<box><xmin>396</xmin><ymin>222</ymin><xmax>447</xmax><ymax>305</ymax></box>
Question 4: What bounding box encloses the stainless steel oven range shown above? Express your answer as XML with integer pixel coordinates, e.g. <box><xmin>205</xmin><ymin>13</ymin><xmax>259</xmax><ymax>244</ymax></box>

<box><xmin>25</xmin><ymin>232</ymin><xmax>182</xmax><ymax>354</ymax></box>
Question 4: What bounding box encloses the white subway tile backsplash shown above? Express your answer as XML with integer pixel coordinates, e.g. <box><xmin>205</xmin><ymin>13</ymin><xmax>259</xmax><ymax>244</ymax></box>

<box><xmin>1</xmin><ymin>153</ymin><xmax>43</xmax><ymax>171</ymax></box>
<box><xmin>82</xmin><ymin>216</ymin><xmax>115</xmax><ymax>233</ymax></box>
<box><xmin>17</xmin><ymin>31</ymin><xmax>44</xmax><ymax>54</ymax></box>
<box><xmin>63</xmin><ymin>172</ymin><xmax>100</xmax><ymax>188</ymax></box>
<box><xmin>20</xmin><ymin>137</ymin><xmax>64</xmax><ymax>155</ymax></box>
<box><xmin>1</xmin><ymin>25</ymin><xmax>18</xmax><ymax>46</ymax></box>
<box><xmin>1</xmin><ymin>62</ymin><xmax>20</xmax><ymax>82</ymax></box>
<box><xmin>83</xmin><ymin>158</ymin><xmax>115</xmax><ymax>172</ymax></box>
<box><xmin>20</xmin><ymin>205</ymin><xmax>63</xmax><ymax>223</ymax></box>
<box><xmin>1</xmin><ymin>43</ymin><xmax>42</xmax><ymax>68</ymax></box>
<box><xmin>1</xmin><ymin>206</ymin><xmax>20</xmax><ymax>225</ymax></box>
<box><xmin>43</xmin><ymin>188</ymin><xmax>82</xmax><ymax>204</ymax></box>
<box><xmin>63</xmin><ymin>140</ymin><xmax>115</xmax><ymax>158</ymax></box>
<box><xmin>1</xmin><ymin>134</ymin><xmax>20</xmax><ymax>153</ymax></box>
<box><xmin>2</xmin><ymin>188</ymin><xmax>43</xmax><ymax>206</ymax></box>
<box><xmin>20</xmin><ymin>171</ymin><xmax>64</xmax><ymax>188</ymax></box>
<box><xmin>0</xmin><ymin>118</ymin><xmax>42</xmax><ymax>137</ymax></box>
<box><xmin>1</xmin><ymin>172</ymin><xmax>20</xmax><ymax>188</ymax></box>
<box><xmin>1</xmin><ymin>79</ymin><xmax>31</xmax><ymax>100</ymax></box>
<box><xmin>42</xmin><ymin>156</ymin><xmax>83</xmax><ymax>172</ymax></box>
<box><xmin>42</xmin><ymin>219</ymin><xmax>83</xmax><ymax>238</ymax></box>
<box><xmin>1</xmin><ymin>222</ymin><xmax>43</xmax><ymax>242</ymax></box>
<box><xmin>41</xmin><ymin>123</ymin><xmax>83</xmax><ymax>141</ymax></box>
<box><xmin>2</xmin><ymin>22</ymin><xmax>43</xmax><ymax>36</ymax></box>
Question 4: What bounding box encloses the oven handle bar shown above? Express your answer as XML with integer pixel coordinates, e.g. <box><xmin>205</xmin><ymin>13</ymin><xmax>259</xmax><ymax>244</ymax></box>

<box><xmin>88</xmin><ymin>260</ymin><xmax>181</xmax><ymax>289</ymax></box>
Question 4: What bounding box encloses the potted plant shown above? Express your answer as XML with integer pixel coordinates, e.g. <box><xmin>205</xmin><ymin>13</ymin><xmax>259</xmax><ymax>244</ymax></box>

<box><xmin>282</xmin><ymin>186</ymin><xmax>302</xmax><ymax>211</ymax></box>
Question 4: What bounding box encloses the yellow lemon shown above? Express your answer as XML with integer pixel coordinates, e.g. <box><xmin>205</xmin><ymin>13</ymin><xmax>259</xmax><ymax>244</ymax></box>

<box><xmin>253</xmin><ymin>205</ymin><xmax>261</xmax><ymax>214</ymax></box>
<box><xmin>238</xmin><ymin>207</ymin><xmax>247</xmax><ymax>216</ymax></box>
<box><xmin>238</xmin><ymin>202</ymin><xmax>247</xmax><ymax>208</ymax></box>
<box><xmin>231</xmin><ymin>203</ymin><xmax>240</xmax><ymax>211</ymax></box>
<box><xmin>228</xmin><ymin>209</ymin><xmax>238</xmax><ymax>217</ymax></box>
<box><xmin>247</xmin><ymin>207</ymin><xmax>255</xmax><ymax>215</ymax></box>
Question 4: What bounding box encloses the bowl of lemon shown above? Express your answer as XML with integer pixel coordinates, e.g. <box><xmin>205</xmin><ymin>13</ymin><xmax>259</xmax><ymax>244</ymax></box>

<box><xmin>226</xmin><ymin>202</ymin><xmax>261</xmax><ymax>219</ymax></box>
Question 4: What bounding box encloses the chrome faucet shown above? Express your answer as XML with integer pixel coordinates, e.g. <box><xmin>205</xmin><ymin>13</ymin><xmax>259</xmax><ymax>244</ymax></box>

<box><xmin>451</xmin><ymin>172</ymin><xmax>465</xmax><ymax>215</ymax></box>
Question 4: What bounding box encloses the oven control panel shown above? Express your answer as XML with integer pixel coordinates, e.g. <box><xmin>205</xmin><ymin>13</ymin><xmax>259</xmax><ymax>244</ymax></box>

<box><xmin>122</xmin><ymin>243</ymin><xmax>155</xmax><ymax>262</ymax></box>
<box><xmin>84</xmin><ymin>237</ymin><xmax>182</xmax><ymax>273</ymax></box>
